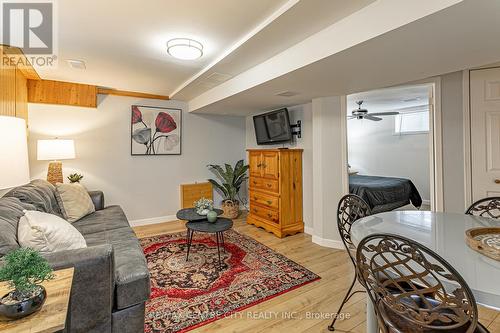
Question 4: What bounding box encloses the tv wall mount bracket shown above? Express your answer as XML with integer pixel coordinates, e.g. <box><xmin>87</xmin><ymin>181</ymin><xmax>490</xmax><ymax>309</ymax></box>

<box><xmin>290</xmin><ymin>120</ymin><xmax>301</xmax><ymax>139</ymax></box>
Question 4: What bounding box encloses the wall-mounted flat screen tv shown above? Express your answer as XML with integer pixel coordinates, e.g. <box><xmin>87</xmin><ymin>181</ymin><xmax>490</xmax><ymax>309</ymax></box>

<box><xmin>253</xmin><ymin>108</ymin><xmax>292</xmax><ymax>145</ymax></box>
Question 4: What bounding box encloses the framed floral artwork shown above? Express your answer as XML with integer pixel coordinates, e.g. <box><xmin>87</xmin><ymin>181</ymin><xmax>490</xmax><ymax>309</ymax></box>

<box><xmin>131</xmin><ymin>105</ymin><xmax>182</xmax><ymax>155</ymax></box>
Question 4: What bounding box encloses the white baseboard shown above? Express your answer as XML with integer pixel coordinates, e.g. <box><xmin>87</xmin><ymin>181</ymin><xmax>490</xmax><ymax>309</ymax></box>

<box><xmin>422</xmin><ymin>199</ymin><xmax>431</xmax><ymax>206</ymax></box>
<box><xmin>129</xmin><ymin>215</ymin><xmax>177</xmax><ymax>227</ymax></box>
<box><xmin>304</xmin><ymin>226</ymin><xmax>344</xmax><ymax>249</ymax></box>
<box><xmin>304</xmin><ymin>226</ymin><xmax>313</xmax><ymax>235</ymax></box>
<box><xmin>311</xmin><ymin>235</ymin><xmax>344</xmax><ymax>249</ymax></box>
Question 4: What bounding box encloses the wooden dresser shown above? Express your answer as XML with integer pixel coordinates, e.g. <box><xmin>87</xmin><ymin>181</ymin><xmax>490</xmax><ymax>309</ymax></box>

<box><xmin>247</xmin><ymin>149</ymin><xmax>303</xmax><ymax>238</ymax></box>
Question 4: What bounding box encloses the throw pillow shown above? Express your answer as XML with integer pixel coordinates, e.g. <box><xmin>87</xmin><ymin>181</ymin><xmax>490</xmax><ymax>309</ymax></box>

<box><xmin>55</xmin><ymin>183</ymin><xmax>95</xmax><ymax>223</ymax></box>
<box><xmin>18</xmin><ymin>210</ymin><xmax>87</xmax><ymax>253</ymax></box>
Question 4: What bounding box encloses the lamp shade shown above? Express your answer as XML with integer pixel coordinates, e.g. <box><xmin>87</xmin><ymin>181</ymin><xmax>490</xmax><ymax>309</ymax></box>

<box><xmin>37</xmin><ymin>139</ymin><xmax>75</xmax><ymax>161</ymax></box>
<box><xmin>0</xmin><ymin>116</ymin><xmax>30</xmax><ymax>189</ymax></box>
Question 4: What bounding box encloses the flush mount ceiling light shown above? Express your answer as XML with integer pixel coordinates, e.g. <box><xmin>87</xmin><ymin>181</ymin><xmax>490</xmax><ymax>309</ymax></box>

<box><xmin>167</xmin><ymin>38</ymin><xmax>203</xmax><ymax>60</ymax></box>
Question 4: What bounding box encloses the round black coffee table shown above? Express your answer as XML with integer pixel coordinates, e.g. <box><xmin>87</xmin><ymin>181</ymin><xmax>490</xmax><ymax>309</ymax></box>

<box><xmin>185</xmin><ymin>218</ymin><xmax>233</xmax><ymax>270</ymax></box>
<box><xmin>176</xmin><ymin>208</ymin><xmax>224</xmax><ymax>222</ymax></box>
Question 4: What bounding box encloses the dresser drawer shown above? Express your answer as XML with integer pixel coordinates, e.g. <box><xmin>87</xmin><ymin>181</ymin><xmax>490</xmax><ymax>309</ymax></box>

<box><xmin>249</xmin><ymin>177</ymin><xmax>263</xmax><ymax>189</ymax></box>
<box><xmin>249</xmin><ymin>177</ymin><xmax>279</xmax><ymax>194</ymax></box>
<box><xmin>250</xmin><ymin>191</ymin><xmax>279</xmax><ymax>210</ymax></box>
<box><xmin>260</xmin><ymin>178</ymin><xmax>279</xmax><ymax>193</ymax></box>
<box><xmin>250</xmin><ymin>204</ymin><xmax>279</xmax><ymax>224</ymax></box>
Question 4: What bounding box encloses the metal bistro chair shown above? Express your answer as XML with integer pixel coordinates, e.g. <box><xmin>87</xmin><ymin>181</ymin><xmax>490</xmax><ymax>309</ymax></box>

<box><xmin>356</xmin><ymin>234</ymin><xmax>490</xmax><ymax>333</ymax></box>
<box><xmin>466</xmin><ymin>197</ymin><xmax>500</xmax><ymax>219</ymax></box>
<box><xmin>328</xmin><ymin>194</ymin><xmax>372</xmax><ymax>331</ymax></box>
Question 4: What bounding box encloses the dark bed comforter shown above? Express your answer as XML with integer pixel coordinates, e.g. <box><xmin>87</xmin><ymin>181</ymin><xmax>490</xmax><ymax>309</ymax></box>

<box><xmin>349</xmin><ymin>175</ymin><xmax>423</xmax><ymax>213</ymax></box>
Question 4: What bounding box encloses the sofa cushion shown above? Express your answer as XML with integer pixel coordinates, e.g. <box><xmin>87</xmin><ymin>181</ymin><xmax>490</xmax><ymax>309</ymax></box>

<box><xmin>73</xmin><ymin>206</ymin><xmax>131</xmax><ymax>235</ymax></box>
<box><xmin>55</xmin><ymin>183</ymin><xmax>95</xmax><ymax>222</ymax></box>
<box><xmin>0</xmin><ymin>197</ymin><xmax>36</xmax><ymax>256</ymax></box>
<box><xmin>4</xmin><ymin>180</ymin><xmax>62</xmax><ymax>216</ymax></box>
<box><xmin>83</xmin><ymin>227</ymin><xmax>138</xmax><ymax>246</ymax></box>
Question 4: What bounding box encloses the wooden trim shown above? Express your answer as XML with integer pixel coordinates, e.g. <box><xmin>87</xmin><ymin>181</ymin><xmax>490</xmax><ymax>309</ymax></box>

<box><xmin>28</xmin><ymin>79</ymin><xmax>98</xmax><ymax>108</ymax></box>
<box><xmin>97</xmin><ymin>88</ymin><xmax>169</xmax><ymax>100</ymax></box>
<box><xmin>246</xmin><ymin>148</ymin><xmax>303</xmax><ymax>152</ymax></box>
<box><xmin>1</xmin><ymin>45</ymin><xmax>41</xmax><ymax>80</ymax></box>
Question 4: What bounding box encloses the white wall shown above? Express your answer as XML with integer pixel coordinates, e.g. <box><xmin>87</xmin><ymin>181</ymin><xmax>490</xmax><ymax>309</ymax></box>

<box><xmin>311</xmin><ymin>96</ymin><xmax>348</xmax><ymax>248</ymax></box>
<box><xmin>440</xmin><ymin>71</ymin><xmax>466</xmax><ymax>213</ymax></box>
<box><xmin>245</xmin><ymin>104</ymin><xmax>313</xmax><ymax>230</ymax></box>
<box><xmin>28</xmin><ymin>95</ymin><xmax>246</xmax><ymax>222</ymax></box>
<box><xmin>347</xmin><ymin>115</ymin><xmax>431</xmax><ymax>203</ymax></box>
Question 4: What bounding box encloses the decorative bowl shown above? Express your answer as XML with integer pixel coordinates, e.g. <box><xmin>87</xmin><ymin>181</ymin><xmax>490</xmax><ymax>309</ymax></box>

<box><xmin>0</xmin><ymin>286</ymin><xmax>46</xmax><ymax>319</ymax></box>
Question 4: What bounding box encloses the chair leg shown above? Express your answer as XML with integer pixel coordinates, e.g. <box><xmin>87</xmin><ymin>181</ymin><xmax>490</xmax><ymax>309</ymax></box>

<box><xmin>328</xmin><ymin>275</ymin><xmax>358</xmax><ymax>332</ymax></box>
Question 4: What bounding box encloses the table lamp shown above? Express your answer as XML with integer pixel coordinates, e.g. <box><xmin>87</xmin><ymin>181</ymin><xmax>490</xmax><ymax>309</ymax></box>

<box><xmin>37</xmin><ymin>139</ymin><xmax>75</xmax><ymax>185</ymax></box>
<box><xmin>0</xmin><ymin>116</ymin><xmax>30</xmax><ymax>190</ymax></box>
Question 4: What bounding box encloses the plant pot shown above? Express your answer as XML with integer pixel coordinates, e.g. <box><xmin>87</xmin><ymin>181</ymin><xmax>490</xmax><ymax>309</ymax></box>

<box><xmin>0</xmin><ymin>286</ymin><xmax>46</xmax><ymax>319</ymax></box>
<box><xmin>222</xmin><ymin>200</ymin><xmax>240</xmax><ymax>219</ymax></box>
<box><xmin>207</xmin><ymin>210</ymin><xmax>218</xmax><ymax>223</ymax></box>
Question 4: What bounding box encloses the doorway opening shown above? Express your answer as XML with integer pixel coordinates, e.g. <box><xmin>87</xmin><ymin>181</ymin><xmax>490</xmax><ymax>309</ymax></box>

<box><xmin>345</xmin><ymin>82</ymin><xmax>442</xmax><ymax>212</ymax></box>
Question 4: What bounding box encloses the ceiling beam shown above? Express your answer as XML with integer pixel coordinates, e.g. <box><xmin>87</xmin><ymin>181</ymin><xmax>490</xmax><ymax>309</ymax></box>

<box><xmin>28</xmin><ymin>79</ymin><xmax>98</xmax><ymax>108</ymax></box>
<box><xmin>97</xmin><ymin>88</ymin><xmax>169</xmax><ymax>100</ymax></box>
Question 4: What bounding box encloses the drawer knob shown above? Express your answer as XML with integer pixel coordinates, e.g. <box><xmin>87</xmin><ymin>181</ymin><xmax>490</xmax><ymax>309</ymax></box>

<box><xmin>253</xmin><ymin>181</ymin><xmax>258</xmax><ymax>185</ymax></box>
<box><xmin>267</xmin><ymin>213</ymin><xmax>273</xmax><ymax>218</ymax></box>
<box><xmin>266</xmin><ymin>200</ymin><xmax>273</xmax><ymax>205</ymax></box>
<box><xmin>495</xmin><ymin>179</ymin><xmax>500</xmax><ymax>184</ymax></box>
<box><xmin>266</xmin><ymin>184</ymin><xmax>272</xmax><ymax>188</ymax></box>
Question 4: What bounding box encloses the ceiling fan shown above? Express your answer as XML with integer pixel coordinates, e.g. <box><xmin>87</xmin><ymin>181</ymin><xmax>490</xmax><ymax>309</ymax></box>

<box><xmin>348</xmin><ymin>101</ymin><xmax>399</xmax><ymax>121</ymax></box>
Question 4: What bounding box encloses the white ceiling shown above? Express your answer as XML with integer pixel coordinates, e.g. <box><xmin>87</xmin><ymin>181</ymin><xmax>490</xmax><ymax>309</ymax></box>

<box><xmin>347</xmin><ymin>85</ymin><xmax>431</xmax><ymax>114</ymax></box>
<box><xmin>189</xmin><ymin>0</ymin><xmax>500</xmax><ymax>116</ymax></box>
<box><xmin>36</xmin><ymin>0</ymin><xmax>291</xmax><ymax>94</ymax></box>
<box><xmin>172</xmin><ymin>0</ymin><xmax>376</xmax><ymax>100</ymax></box>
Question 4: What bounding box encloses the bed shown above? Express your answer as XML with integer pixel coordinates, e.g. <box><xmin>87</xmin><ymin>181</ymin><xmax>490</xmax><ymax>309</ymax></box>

<box><xmin>349</xmin><ymin>175</ymin><xmax>423</xmax><ymax>214</ymax></box>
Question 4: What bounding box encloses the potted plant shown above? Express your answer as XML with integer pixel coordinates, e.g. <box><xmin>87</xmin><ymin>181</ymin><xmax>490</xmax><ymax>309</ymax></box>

<box><xmin>208</xmin><ymin>160</ymin><xmax>249</xmax><ymax>219</ymax></box>
<box><xmin>193</xmin><ymin>197</ymin><xmax>213</xmax><ymax>216</ymax></box>
<box><xmin>0</xmin><ymin>248</ymin><xmax>54</xmax><ymax>319</ymax></box>
<box><xmin>67</xmin><ymin>173</ymin><xmax>84</xmax><ymax>183</ymax></box>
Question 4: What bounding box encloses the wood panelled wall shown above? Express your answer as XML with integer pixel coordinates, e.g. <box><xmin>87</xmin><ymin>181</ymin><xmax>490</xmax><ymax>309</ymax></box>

<box><xmin>0</xmin><ymin>49</ymin><xmax>29</xmax><ymax>123</ymax></box>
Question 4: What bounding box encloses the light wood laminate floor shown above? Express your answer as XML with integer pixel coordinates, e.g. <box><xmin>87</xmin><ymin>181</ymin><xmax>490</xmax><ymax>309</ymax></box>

<box><xmin>133</xmin><ymin>214</ymin><xmax>500</xmax><ymax>333</ymax></box>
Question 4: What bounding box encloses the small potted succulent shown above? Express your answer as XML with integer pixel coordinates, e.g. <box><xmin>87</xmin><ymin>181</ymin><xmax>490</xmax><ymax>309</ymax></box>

<box><xmin>208</xmin><ymin>160</ymin><xmax>248</xmax><ymax>219</ymax></box>
<box><xmin>194</xmin><ymin>197</ymin><xmax>213</xmax><ymax>216</ymax></box>
<box><xmin>67</xmin><ymin>173</ymin><xmax>84</xmax><ymax>183</ymax></box>
<box><xmin>0</xmin><ymin>248</ymin><xmax>54</xmax><ymax>319</ymax></box>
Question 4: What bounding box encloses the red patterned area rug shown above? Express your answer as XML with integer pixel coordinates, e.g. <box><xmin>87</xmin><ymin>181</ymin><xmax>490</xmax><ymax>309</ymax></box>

<box><xmin>140</xmin><ymin>229</ymin><xmax>320</xmax><ymax>333</ymax></box>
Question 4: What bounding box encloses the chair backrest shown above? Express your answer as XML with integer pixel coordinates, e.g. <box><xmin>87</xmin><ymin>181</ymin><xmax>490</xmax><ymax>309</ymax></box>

<box><xmin>337</xmin><ymin>194</ymin><xmax>371</xmax><ymax>266</ymax></box>
<box><xmin>466</xmin><ymin>197</ymin><xmax>500</xmax><ymax>219</ymax></box>
<box><xmin>356</xmin><ymin>234</ymin><xmax>478</xmax><ymax>333</ymax></box>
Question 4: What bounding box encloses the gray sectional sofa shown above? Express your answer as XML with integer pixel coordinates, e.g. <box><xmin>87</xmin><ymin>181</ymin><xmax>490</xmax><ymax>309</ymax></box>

<box><xmin>0</xmin><ymin>179</ymin><xmax>150</xmax><ymax>333</ymax></box>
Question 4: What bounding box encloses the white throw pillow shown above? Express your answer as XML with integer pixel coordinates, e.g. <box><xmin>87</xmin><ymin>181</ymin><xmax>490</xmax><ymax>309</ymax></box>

<box><xmin>18</xmin><ymin>210</ymin><xmax>87</xmax><ymax>254</ymax></box>
<box><xmin>55</xmin><ymin>183</ymin><xmax>95</xmax><ymax>223</ymax></box>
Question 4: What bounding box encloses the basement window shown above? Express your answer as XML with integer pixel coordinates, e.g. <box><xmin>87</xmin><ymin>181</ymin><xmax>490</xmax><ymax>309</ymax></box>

<box><xmin>394</xmin><ymin>109</ymin><xmax>429</xmax><ymax>135</ymax></box>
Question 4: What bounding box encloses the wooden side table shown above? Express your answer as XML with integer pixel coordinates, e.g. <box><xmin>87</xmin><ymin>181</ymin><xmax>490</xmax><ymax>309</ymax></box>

<box><xmin>0</xmin><ymin>267</ymin><xmax>74</xmax><ymax>333</ymax></box>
